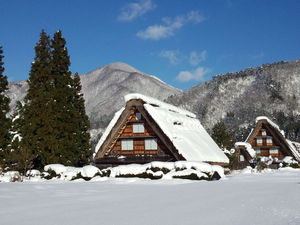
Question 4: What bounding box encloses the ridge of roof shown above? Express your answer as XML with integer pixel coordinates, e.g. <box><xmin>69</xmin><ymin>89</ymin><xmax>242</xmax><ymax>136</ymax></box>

<box><xmin>256</xmin><ymin>116</ymin><xmax>285</xmax><ymax>136</ymax></box>
<box><xmin>124</xmin><ymin>93</ymin><xmax>196</xmax><ymax>118</ymax></box>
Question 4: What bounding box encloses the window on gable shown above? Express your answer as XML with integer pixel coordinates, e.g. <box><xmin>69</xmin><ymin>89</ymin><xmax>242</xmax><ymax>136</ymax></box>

<box><xmin>256</xmin><ymin>138</ymin><xmax>263</xmax><ymax>145</ymax></box>
<box><xmin>266</xmin><ymin>138</ymin><xmax>273</xmax><ymax>144</ymax></box>
<box><xmin>239</xmin><ymin>154</ymin><xmax>245</xmax><ymax>162</ymax></box>
<box><xmin>269</xmin><ymin>149</ymin><xmax>278</xmax><ymax>154</ymax></box>
<box><xmin>136</xmin><ymin>112</ymin><xmax>142</xmax><ymax>120</ymax></box>
<box><xmin>261</xmin><ymin>130</ymin><xmax>267</xmax><ymax>136</ymax></box>
<box><xmin>145</xmin><ymin>138</ymin><xmax>158</xmax><ymax>150</ymax></box>
<box><xmin>133</xmin><ymin>123</ymin><xmax>144</xmax><ymax>133</ymax></box>
<box><xmin>121</xmin><ymin>139</ymin><xmax>133</xmax><ymax>150</ymax></box>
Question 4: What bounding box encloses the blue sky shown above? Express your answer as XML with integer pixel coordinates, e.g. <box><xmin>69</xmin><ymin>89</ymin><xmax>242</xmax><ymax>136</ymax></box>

<box><xmin>1</xmin><ymin>0</ymin><xmax>300</xmax><ymax>90</ymax></box>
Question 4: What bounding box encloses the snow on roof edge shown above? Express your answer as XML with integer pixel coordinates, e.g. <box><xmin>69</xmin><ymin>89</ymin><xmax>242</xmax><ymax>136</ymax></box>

<box><xmin>245</xmin><ymin>128</ymin><xmax>254</xmax><ymax>142</ymax></box>
<box><xmin>256</xmin><ymin>116</ymin><xmax>285</xmax><ymax>136</ymax></box>
<box><xmin>94</xmin><ymin>107</ymin><xmax>125</xmax><ymax>157</ymax></box>
<box><xmin>234</xmin><ymin>142</ymin><xmax>256</xmax><ymax>158</ymax></box>
<box><xmin>286</xmin><ymin>139</ymin><xmax>300</xmax><ymax>162</ymax></box>
<box><xmin>125</xmin><ymin>93</ymin><xmax>196</xmax><ymax>118</ymax></box>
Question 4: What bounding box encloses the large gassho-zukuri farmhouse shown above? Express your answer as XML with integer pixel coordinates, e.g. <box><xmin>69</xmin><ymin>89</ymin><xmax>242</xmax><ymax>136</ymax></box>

<box><xmin>94</xmin><ymin>93</ymin><xmax>229</xmax><ymax>168</ymax></box>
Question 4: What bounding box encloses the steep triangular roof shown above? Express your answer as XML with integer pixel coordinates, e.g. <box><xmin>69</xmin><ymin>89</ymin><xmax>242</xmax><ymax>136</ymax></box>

<box><xmin>246</xmin><ymin>116</ymin><xmax>300</xmax><ymax>161</ymax></box>
<box><xmin>94</xmin><ymin>93</ymin><xmax>229</xmax><ymax>165</ymax></box>
<box><xmin>234</xmin><ymin>142</ymin><xmax>256</xmax><ymax>158</ymax></box>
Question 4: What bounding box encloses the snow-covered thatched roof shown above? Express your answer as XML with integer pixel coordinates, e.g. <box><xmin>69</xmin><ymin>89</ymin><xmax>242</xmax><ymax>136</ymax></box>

<box><xmin>255</xmin><ymin>116</ymin><xmax>285</xmax><ymax>136</ymax></box>
<box><xmin>234</xmin><ymin>142</ymin><xmax>256</xmax><ymax>157</ymax></box>
<box><xmin>95</xmin><ymin>93</ymin><xmax>229</xmax><ymax>164</ymax></box>
<box><xmin>286</xmin><ymin>140</ymin><xmax>300</xmax><ymax>162</ymax></box>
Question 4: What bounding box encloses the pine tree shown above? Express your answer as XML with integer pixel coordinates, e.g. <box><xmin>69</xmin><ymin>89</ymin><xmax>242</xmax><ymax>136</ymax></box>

<box><xmin>71</xmin><ymin>74</ymin><xmax>92</xmax><ymax>166</ymax></box>
<box><xmin>6</xmin><ymin>101</ymin><xmax>30</xmax><ymax>173</ymax></box>
<box><xmin>18</xmin><ymin>30</ymin><xmax>91</xmax><ymax>170</ymax></box>
<box><xmin>51</xmin><ymin>31</ymin><xmax>91</xmax><ymax>166</ymax></box>
<box><xmin>211</xmin><ymin>121</ymin><xmax>235</xmax><ymax>150</ymax></box>
<box><xmin>0</xmin><ymin>46</ymin><xmax>11</xmax><ymax>169</ymax></box>
<box><xmin>51</xmin><ymin>30</ymin><xmax>76</xmax><ymax>165</ymax></box>
<box><xmin>20</xmin><ymin>30</ymin><xmax>55</xmax><ymax>170</ymax></box>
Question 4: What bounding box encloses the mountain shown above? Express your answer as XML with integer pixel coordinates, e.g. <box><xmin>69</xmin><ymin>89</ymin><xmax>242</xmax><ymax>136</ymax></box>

<box><xmin>167</xmin><ymin>59</ymin><xmax>300</xmax><ymax>140</ymax></box>
<box><xmin>80</xmin><ymin>62</ymin><xmax>181</xmax><ymax>142</ymax></box>
<box><xmin>7</xmin><ymin>62</ymin><xmax>181</xmax><ymax>144</ymax></box>
<box><xmin>7</xmin><ymin>59</ymin><xmax>300</xmax><ymax>144</ymax></box>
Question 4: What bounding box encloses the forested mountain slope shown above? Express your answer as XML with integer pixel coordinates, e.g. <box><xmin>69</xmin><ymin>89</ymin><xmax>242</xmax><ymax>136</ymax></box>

<box><xmin>168</xmin><ymin>59</ymin><xmax>300</xmax><ymax>141</ymax></box>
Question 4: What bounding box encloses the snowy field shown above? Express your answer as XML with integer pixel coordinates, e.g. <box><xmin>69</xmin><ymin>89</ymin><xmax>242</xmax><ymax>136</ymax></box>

<box><xmin>0</xmin><ymin>168</ymin><xmax>300</xmax><ymax>225</ymax></box>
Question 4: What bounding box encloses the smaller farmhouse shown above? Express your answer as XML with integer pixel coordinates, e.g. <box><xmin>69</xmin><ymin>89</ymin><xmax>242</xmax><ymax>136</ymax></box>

<box><xmin>233</xmin><ymin>142</ymin><xmax>256</xmax><ymax>169</ymax></box>
<box><xmin>94</xmin><ymin>93</ymin><xmax>229</xmax><ymax>168</ymax></box>
<box><xmin>237</xmin><ymin>116</ymin><xmax>300</xmax><ymax>167</ymax></box>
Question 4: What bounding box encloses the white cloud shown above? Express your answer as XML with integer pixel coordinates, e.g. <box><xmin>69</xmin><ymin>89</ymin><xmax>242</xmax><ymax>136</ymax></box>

<box><xmin>189</xmin><ymin>50</ymin><xmax>207</xmax><ymax>66</ymax></box>
<box><xmin>137</xmin><ymin>11</ymin><xmax>205</xmax><ymax>40</ymax></box>
<box><xmin>159</xmin><ymin>50</ymin><xmax>180</xmax><ymax>65</ymax></box>
<box><xmin>250</xmin><ymin>52</ymin><xmax>265</xmax><ymax>60</ymax></box>
<box><xmin>118</xmin><ymin>0</ymin><xmax>156</xmax><ymax>22</ymax></box>
<box><xmin>137</xmin><ymin>25</ymin><xmax>173</xmax><ymax>40</ymax></box>
<box><xmin>176</xmin><ymin>67</ymin><xmax>210</xmax><ymax>82</ymax></box>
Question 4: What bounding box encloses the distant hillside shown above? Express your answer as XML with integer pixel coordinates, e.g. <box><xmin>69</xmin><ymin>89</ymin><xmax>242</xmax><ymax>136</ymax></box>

<box><xmin>167</xmin><ymin>59</ymin><xmax>300</xmax><ymax>141</ymax></box>
<box><xmin>7</xmin><ymin>62</ymin><xmax>181</xmax><ymax>145</ymax></box>
<box><xmin>7</xmin><ymin>59</ymin><xmax>300</xmax><ymax>145</ymax></box>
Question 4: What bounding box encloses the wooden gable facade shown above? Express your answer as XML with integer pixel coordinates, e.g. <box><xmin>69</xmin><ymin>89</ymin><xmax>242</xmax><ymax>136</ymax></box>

<box><xmin>233</xmin><ymin>144</ymin><xmax>254</xmax><ymax>170</ymax></box>
<box><xmin>94</xmin><ymin>99</ymin><xmax>184</xmax><ymax>168</ymax></box>
<box><xmin>246</xmin><ymin>118</ymin><xmax>296</xmax><ymax>161</ymax></box>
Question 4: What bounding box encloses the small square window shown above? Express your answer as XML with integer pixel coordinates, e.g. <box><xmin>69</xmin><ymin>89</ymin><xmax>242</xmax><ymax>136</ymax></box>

<box><xmin>261</xmin><ymin>130</ymin><xmax>267</xmax><ymax>136</ymax></box>
<box><xmin>145</xmin><ymin>138</ymin><xmax>157</xmax><ymax>150</ymax></box>
<box><xmin>257</xmin><ymin>138</ymin><xmax>263</xmax><ymax>144</ymax></box>
<box><xmin>136</xmin><ymin>112</ymin><xmax>142</xmax><ymax>120</ymax></box>
<box><xmin>133</xmin><ymin>123</ymin><xmax>144</xmax><ymax>133</ymax></box>
<box><xmin>266</xmin><ymin>138</ymin><xmax>272</xmax><ymax>144</ymax></box>
<box><xmin>121</xmin><ymin>139</ymin><xmax>133</xmax><ymax>150</ymax></box>
<box><xmin>239</xmin><ymin>155</ymin><xmax>245</xmax><ymax>162</ymax></box>
<box><xmin>270</xmin><ymin>149</ymin><xmax>278</xmax><ymax>154</ymax></box>
<box><xmin>256</xmin><ymin>149</ymin><xmax>261</xmax><ymax>154</ymax></box>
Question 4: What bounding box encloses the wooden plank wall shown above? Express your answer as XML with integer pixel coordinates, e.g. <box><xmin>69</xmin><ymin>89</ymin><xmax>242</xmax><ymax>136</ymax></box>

<box><xmin>108</xmin><ymin>109</ymin><xmax>171</xmax><ymax>156</ymax></box>
<box><xmin>251</xmin><ymin>124</ymin><xmax>285</xmax><ymax>158</ymax></box>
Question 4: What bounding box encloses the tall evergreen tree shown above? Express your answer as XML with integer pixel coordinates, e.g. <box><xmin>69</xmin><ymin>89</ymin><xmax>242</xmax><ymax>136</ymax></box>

<box><xmin>0</xmin><ymin>46</ymin><xmax>11</xmax><ymax>169</ymax></box>
<box><xmin>6</xmin><ymin>101</ymin><xmax>30</xmax><ymax>173</ymax></box>
<box><xmin>51</xmin><ymin>30</ymin><xmax>76</xmax><ymax>165</ymax></box>
<box><xmin>71</xmin><ymin>74</ymin><xmax>92</xmax><ymax>165</ymax></box>
<box><xmin>17</xmin><ymin>30</ymin><xmax>91</xmax><ymax>170</ymax></box>
<box><xmin>51</xmin><ymin>31</ymin><xmax>91</xmax><ymax>166</ymax></box>
<box><xmin>20</xmin><ymin>30</ymin><xmax>55</xmax><ymax>170</ymax></box>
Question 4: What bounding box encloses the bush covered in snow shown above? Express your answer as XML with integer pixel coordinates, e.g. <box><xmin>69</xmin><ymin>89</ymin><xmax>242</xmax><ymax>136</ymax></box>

<box><xmin>281</xmin><ymin>156</ymin><xmax>300</xmax><ymax>168</ymax></box>
<box><xmin>116</xmin><ymin>172</ymin><xmax>163</xmax><ymax>180</ymax></box>
<box><xmin>40</xmin><ymin>161</ymin><xmax>224</xmax><ymax>181</ymax></box>
<box><xmin>252</xmin><ymin>156</ymin><xmax>300</xmax><ymax>171</ymax></box>
<box><xmin>1</xmin><ymin>161</ymin><xmax>226</xmax><ymax>182</ymax></box>
<box><xmin>106</xmin><ymin>161</ymin><xmax>224</xmax><ymax>181</ymax></box>
<box><xmin>172</xmin><ymin>173</ymin><xmax>204</xmax><ymax>180</ymax></box>
<box><xmin>0</xmin><ymin>171</ymin><xmax>22</xmax><ymax>182</ymax></box>
<box><xmin>26</xmin><ymin>169</ymin><xmax>41</xmax><ymax>177</ymax></box>
<box><xmin>43</xmin><ymin>164</ymin><xmax>102</xmax><ymax>181</ymax></box>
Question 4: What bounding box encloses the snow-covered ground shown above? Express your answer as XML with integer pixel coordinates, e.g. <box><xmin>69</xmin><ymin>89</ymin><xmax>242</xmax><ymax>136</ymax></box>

<box><xmin>0</xmin><ymin>168</ymin><xmax>300</xmax><ymax>225</ymax></box>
